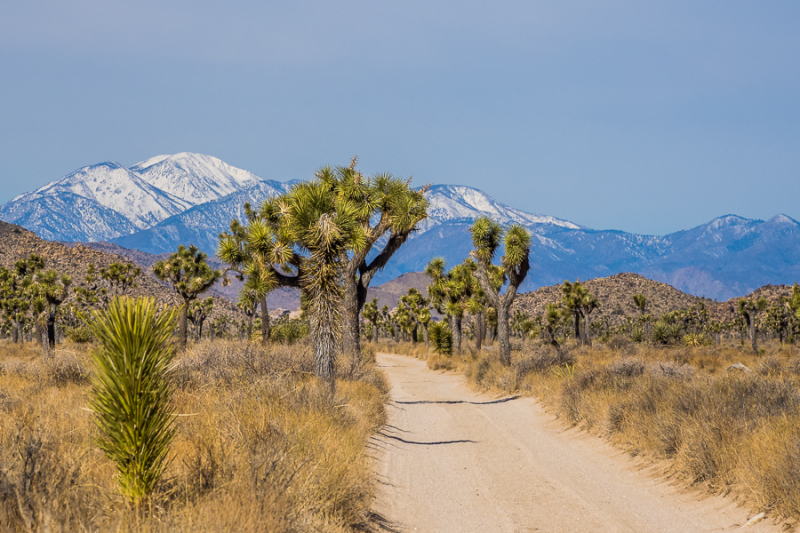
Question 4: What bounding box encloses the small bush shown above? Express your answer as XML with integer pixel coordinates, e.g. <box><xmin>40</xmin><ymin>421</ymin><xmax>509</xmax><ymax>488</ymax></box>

<box><xmin>428</xmin><ymin>321</ymin><xmax>452</xmax><ymax>355</ymax></box>
<box><xmin>63</xmin><ymin>326</ymin><xmax>94</xmax><ymax>344</ymax></box>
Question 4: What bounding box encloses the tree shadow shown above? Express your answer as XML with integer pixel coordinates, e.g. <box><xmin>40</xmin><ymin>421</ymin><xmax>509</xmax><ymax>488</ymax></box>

<box><xmin>394</xmin><ymin>395</ymin><xmax>519</xmax><ymax>406</ymax></box>
<box><xmin>379</xmin><ymin>432</ymin><xmax>476</xmax><ymax>446</ymax></box>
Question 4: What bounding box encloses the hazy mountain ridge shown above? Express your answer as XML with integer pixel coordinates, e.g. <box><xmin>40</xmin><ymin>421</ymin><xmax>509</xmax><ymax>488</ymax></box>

<box><xmin>2</xmin><ymin>153</ymin><xmax>799</xmax><ymax>301</ymax></box>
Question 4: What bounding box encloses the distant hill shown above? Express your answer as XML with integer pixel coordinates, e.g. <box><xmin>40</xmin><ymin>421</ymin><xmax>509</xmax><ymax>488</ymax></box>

<box><xmin>366</xmin><ymin>272</ymin><xmax>431</xmax><ymax>310</ymax></box>
<box><xmin>0</xmin><ymin>221</ymin><xmax>242</xmax><ymax>323</ymax></box>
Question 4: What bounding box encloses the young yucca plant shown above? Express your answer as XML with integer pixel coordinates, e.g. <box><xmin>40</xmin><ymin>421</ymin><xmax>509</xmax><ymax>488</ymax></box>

<box><xmin>84</xmin><ymin>296</ymin><xmax>179</xmax><ymax>505</ymax></box>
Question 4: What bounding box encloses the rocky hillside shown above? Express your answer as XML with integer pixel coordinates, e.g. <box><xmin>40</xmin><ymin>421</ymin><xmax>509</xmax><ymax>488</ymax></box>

<box><xmin>366</xmin><ymin>272</ymin><xmax>431</xmax><ymax>310</ymax></box>
<box><xmin>511</xmin><ymin>273</ymin><xmax>712</xmax><ymax>326</ymax></box>
<box><xmin>0</xmin><ymin>221</ymin><xmax>243</xmax><ymax>323</ymax></box>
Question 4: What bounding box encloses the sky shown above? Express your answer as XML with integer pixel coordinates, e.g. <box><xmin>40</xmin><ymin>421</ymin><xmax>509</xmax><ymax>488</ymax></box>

<box><xmin>1</xmin><ymin>1</ymin><xmax>798</xmax><ymax>235</ymax></box>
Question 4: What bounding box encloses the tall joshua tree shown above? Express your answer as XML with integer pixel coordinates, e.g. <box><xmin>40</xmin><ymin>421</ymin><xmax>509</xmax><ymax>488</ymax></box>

<box><xmin>739</xmin><ymin>297</ymin><xmax>768</xmax><ymax>354</ymax></box>
<box><xmin>278</xmin><ymin>179</ymin><xmax>363</xmax><ymax>390</ymax></box>
<box><xmin>153</xmin><ymin>245</ymin><xmax>221</xmax><ymax>351</ymax></box>
<box><xmin>469</xmin><ymin>217</ymin><xmax>531</xmax><ymax>365</ymax></box>
<box><xmin>316</xmin><ymin>159</ymin><xmax>428</xmax><ymax>361</ymax></box>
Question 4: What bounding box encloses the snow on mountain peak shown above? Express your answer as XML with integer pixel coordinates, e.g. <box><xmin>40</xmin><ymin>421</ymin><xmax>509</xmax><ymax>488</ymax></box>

<box><xmin>132</xmin><ymin>152</ymin><xmax>262</xmax><ymax>205</ymax></box>
<box><xmin>423</xmin><ymin>184</ymin><xmax>579</xmax><ymax>231</ymax></box>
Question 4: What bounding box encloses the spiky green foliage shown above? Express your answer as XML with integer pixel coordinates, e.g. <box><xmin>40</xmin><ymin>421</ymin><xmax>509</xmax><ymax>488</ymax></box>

<box><xmin>428</xmin><ymin>321</ymin><xmax>453</xmax><ymax>355</ymax></box>
<box><xmin>153</xmin><ymin>245</ymin><xmax>221</xmax><ymax>350</ymax></box>
<box><xmin>217</xmin><ymin>202</ymin><xmax>300</xmax><ymax>347</ymax></box>
<box><xmin>0</xmin><ymin>254</ymin><xmax>44</xmax><ymax>343</ymax></box>
<box><xmin>632</xmin><ymin>293</ymin><xmax>648</xmax><ymax>315</ymax></box>
<box><xmin>84</xmin><ymin>297</ymin><xmax>179</xmax><ymax>505</ymax></box>
<box><xmin>362</xmin><ymin>298</ymin><xmax>381</xmax><ymax>342</ymax></box>
<box><xmin>469</xmin><ymin>216</ymin><xmax>532</xmax><ymax>365</ymax></box>
<box><xmin>75</xmin><ymin>262</ymin><xmax>142</xmax><ymax>309</ymax></box>
<box><xmin>310</xmin><ymin>159</ymin><xmax>429</xmax><ymax>360</ymax></box>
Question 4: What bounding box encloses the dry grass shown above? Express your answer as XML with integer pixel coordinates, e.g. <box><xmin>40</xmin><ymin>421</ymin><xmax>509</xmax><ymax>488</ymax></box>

<box><xmin>375</xmin><ymin>338</ymin><xmax>800</xmax><ymax>522</ymax></box>
<box><xmin>0</xmin><ymin>339</ymin><xmax>388</xmax><ymax>532</ymax></box>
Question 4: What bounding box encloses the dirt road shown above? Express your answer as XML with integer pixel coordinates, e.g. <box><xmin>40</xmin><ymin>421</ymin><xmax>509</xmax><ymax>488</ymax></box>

<box><xmin>372</xmin><ymin>352</ymin><xmax>780</xmax><ymax>533</ymax></box>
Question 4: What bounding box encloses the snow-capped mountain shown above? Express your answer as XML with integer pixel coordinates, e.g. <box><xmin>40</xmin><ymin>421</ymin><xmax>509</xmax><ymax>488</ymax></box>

<box><xmin>2</xmin><ymin>153</ymin><xmax>799</xmax><ymax>301</ymax></box>
<box><xmin>112</xmin><ymin>179</ymin><xmax>296</xmax><ymax>254</ymax></box>
<box><xmin>132</xmin><ymin>152</ymin><xmax>262</xmax><ymax>206</ymax></box>
<box><xmin>4</xmin><ymin>162</ymin><xmax>190</xmax><ymax>232</ymax></box>
<box><xmin>422</xmin><ymin>185</ymin><xmax>580</xmax><ymax>232</ymax></box>
<box><xmin>0</xmin><ymin>153</ymin><xmax>268</xmax><ymax>242</ymax></box>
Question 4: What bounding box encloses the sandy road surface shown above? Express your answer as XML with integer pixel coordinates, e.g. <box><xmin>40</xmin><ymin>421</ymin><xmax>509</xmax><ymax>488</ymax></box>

<box><xmin>372</xmin><ymin>352</ymin><xmax>781</xmax><ymax>533</ymax></box>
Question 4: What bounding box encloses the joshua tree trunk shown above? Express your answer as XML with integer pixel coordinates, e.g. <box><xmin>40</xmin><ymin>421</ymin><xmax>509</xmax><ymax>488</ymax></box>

<box><xmin>342</xmin><ymin>273</ymin><xmax>362</xmax><ymax>359</ymax></box>
<box><xmin>583</xmin><ymin>313</ymin><xmax>592</xmax><ymax>347</ymax></box>
<box><xmin>474</xmin><ymin>313</ymin><xmax>482</xmax><ymax>351</ymax></box>
<box><xmin>179</xmin><ymin>302</ymin><xmax>189</xmax><ymax>351</ymax></box>
<box><xmin>260</xmin><ymin>296</ymin><xmax>271</xmax><ymax>347</ymax></box>
<box><xmin>450</xmin><ymin>315</ymin><xmax>462</xmax><ymax>355</ymax></box>
<box><xmin>422</xmin><ymin>324</ymin><xmax>429</xmax><ymax>347</ymax></box>
<box><xmin>371</xmin><ymin>319</ymin><xmax>379</xmax><ymax>342</ymax></box>
<box><xmin>47</xmin><ymin>306</ymin><xmax>57</xmax><ymax>349</ymax></box>
<box><xmin>749</xmin><ymin>321</ymin><xmax>758</xmax><ymax>354</ymax></box>
<box><xmin>496</xmin><ymin>305</ymin><xmax>511</xmax><ymax>363</ymax></box>
<box><xmin>13</xmin><ymin>320</ymin><xmax>22</xmax><ymax>344</ymax></box>
<box><xmin>311</xmin><ymin>301</ymin><xmax>337</xmax><ymax>394</ymax></box>
<box><xmin>573</xmin><ymin>311</ymin><xmax>582</xmax><ymax>345</ymax></box>
<box><xmin>341</xmin><ymin>231</ymin><xmax>414</xmax><ymax>361</ymax></box>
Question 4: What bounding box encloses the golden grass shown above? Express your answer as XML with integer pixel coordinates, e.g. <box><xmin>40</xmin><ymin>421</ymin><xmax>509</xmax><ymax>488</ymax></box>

<box><xmin>0</xmin><ymin>339</ymin><xmax>388</xmax><ymax>532</ymax></box>
<box><xmin>373</xmin><ymin>338</ymin><xmax>800</xmax><ymax>522</ymax></box>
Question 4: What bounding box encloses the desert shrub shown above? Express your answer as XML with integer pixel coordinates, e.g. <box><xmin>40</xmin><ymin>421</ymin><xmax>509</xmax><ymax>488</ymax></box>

<box><xmin>428</xmin><ymin>321</ymin><xmax>452</xmax><ymax>355</ymax></box>
<box><xmin>515</xmin><ymin>347</ymin><xmax>575</xmax><ymax>377</ymax></box>
<box><xmin>607</xmin><ymin>335</ymin><xmax>632</xmax><ymax>351</ymax></box>
<box><xmin>63</xmin><ymin>325</ymin><xmax>94</xmax><ymax>343</ymax></box>
<box><xmin>629</xmin><ymin>327</ymin><xmax>645</xmax><ymax>343</ymax></box>
<box><xmin>608</xmin><ymin>358</ymin><xmax>645</xmax><ymax>377</ymax></box>
<box><xmin>758</xmin><ymin>357</ymin><xmax>783</xmax><ymax>377</ymax></box>
<box><xmin>270</xmin><ymin>318</ymin><xmax>309</xmax><ymax>344</ymax></box>
<box><xmin>43</xmin><ymin>350</ymin><xmax>89</xmax><ymax>386</ymax></box>
<box><xmin>648</xmin><ymin>361</ymin><xmax>695</xmax><ymax>380</ymax></box>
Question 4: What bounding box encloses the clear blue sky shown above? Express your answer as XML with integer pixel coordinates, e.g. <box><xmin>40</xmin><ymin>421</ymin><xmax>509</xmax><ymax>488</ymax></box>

<box><xmin>1</xmin><ymin>1</ymin><xmax>798</xmax><ymax>235</ymax></box>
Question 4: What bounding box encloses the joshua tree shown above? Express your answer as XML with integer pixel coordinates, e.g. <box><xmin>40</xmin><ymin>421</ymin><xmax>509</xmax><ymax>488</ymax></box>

<box><xmin>738</xmin><ymin>297</ymin><xmax>768</xmax><ymax>354</ymax></box>
<box><xmin>32</xmin><ymin>269</ymin><xmax>72</xmax><ymax>349</ymax></box>
<box><xmin>238</xmin><ymin>289</ymin><xmax>259</xmax><ymax>340</ymax></box>
<box><xmin>425</xmin><ymin>258</ymin><xmax>471</xmax><ymax>354</ymax></box>
<box><xmin>362</xmin><ymin>298</ymin><xmax>381</xmax><ymax>342</ymax></box>
<box><xmin>217</xmin><ymin>205</ymin><xmax>301</xmax><ymax>347</ymax></box>
<box><xmin>765</xmin><ymin>302</ymin><xmax>790</xmax><ymax>344</ymax></box>
<box><xmin>0</xmin><ymin>255</ymin><xmax>45</xmax><ymax>344</ymax></box>
<box><xmin>187</xmin><ymin>297</ymin><xmax>213</xmax><ymax>341</ymax></box>
<box><xmin>153</xmin><ymin>245</ymin><xmax>222</xmax><ymax>351</ymax></box>
<box><xmin>75</xmin><ymin>262</ymin><xmax>142</xmax><ymax>309</ymax></box>
<box><xmin>398</xmin><ymin>288</ymin><xmax>431</xmax><ymax>344</ymax></box>
<box><xmin>469</xmin><ymin>217</ymin><xmax>532</xmax><ymax>365</ymax></box>
<box><xmin>542</xmin><ymin>304</ymin><xmax>563</xmax><ymax>355</ymax></box>
<box><xmin>562</xmin><ymin>281</ymin><xmax>600</xmax><ymax>346</ymax></box>
<box><xmin>278</xmin><ymin>179</ymin><xmax>364</xmax><ymax>390</ymax></box>
<box><xmin>314</xmin><ymin>160</ymin><xmax>428</xmax><ymax>361</ymax></box>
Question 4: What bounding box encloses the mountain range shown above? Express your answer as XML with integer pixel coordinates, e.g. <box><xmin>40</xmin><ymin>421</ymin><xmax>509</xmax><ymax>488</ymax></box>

<box><xmin>2</xmin><ymin>152</ymin><xmax>799</xmax><ymax>301</ymax></box>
